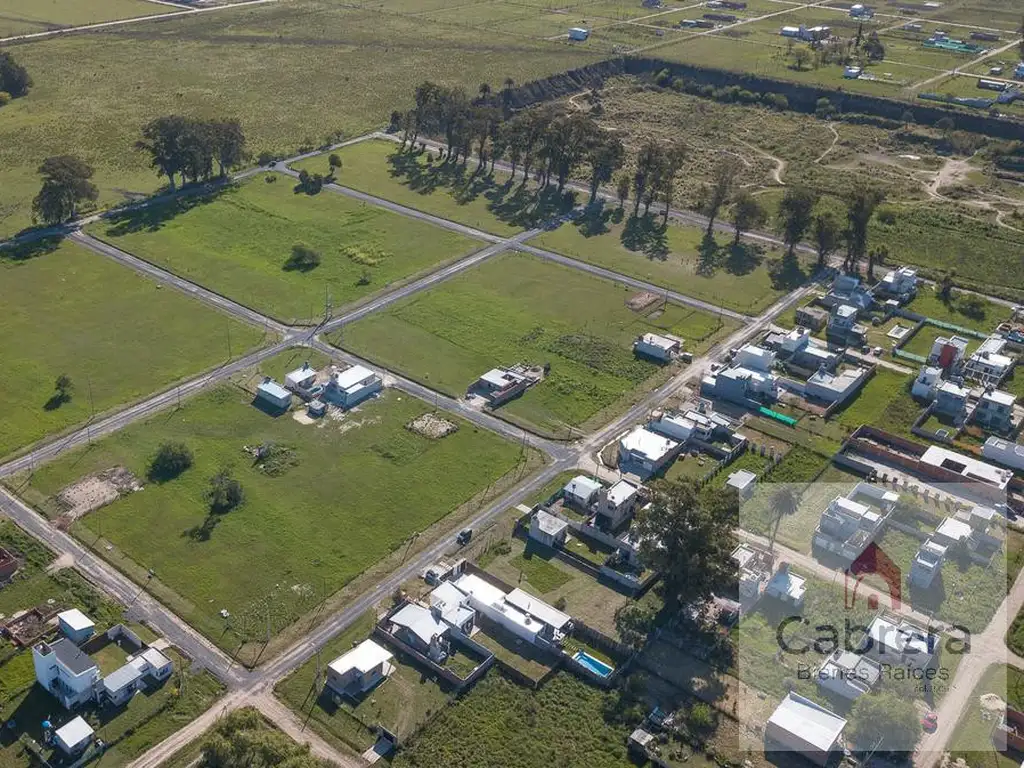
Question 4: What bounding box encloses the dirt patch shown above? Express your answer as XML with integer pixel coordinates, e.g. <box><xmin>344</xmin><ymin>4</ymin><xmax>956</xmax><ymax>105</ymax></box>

<box><xmin>626</xmin><ymin>291</ymin><xmax>661</xmax><ymax>312</ymax></box>
<box><xmin>406</xmin><ymin>412</ymin><xmax>459</xmax><ymax>439</ymax></box>
<box><xmin>55</xmin><ymin>467</ymin><xmax>142</xmax><ymax>523</ymax></box>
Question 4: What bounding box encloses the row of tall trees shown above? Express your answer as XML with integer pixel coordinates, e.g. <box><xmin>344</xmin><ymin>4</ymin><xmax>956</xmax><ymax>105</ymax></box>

<box><xmin>0</xmin><ymin>50</ymin><xmax>31</xmax><ymax>101</ymax></box>
<box><xmin>136</xmin><ymin>116</ymin><xmax>247</xmax><ymax>191</ymax></box>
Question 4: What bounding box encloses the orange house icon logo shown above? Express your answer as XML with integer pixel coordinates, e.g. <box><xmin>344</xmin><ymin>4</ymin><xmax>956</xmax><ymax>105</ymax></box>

<box><xmin>844</xmin><ymin>542</ymin><xmax>901</xmax><ymax>611</ymax></box>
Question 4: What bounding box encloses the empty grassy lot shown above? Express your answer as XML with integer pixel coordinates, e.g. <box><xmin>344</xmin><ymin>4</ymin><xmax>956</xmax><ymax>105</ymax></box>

<box><xmin>0</xmin><ymin>238</ymin><xmax>266</xmax><ymax>460</ymax></box>
<box><xmin>533</xmin><ymin>212</ymin><xmax>793</xmax><ymax>314</ymax></box>
<box><xmin>901</xmin><ymin>326</ymin><xmax>982</xmax><ymax>358</ymax></box>
<box><xmin>87</xmin><ymin>176</ymin><xmax>481</xmax><ymax>324</ymax></box>
<box><xmin>948</xmin><ymin>665</ymin><xmax>1021</xmax><ymax>768</ymax></box>
<box><xmin>393</xmin><ymin>672</ymin><xmax>636</xmax><ymax>768</ymax></box>
<box><xmin>904</xmin><ymin>288</ymin><xmax>1010</xmax><ymax>331</ymax></box>
<box><xmin>338</xmin><ymin>250</ymin><xmax>739</xmax><ymax>435</ymax></box>
<box><xmin>833</xmin><ymin>368</ymin><xmax>918</xmax><ymax>435</ymax></box>
<box><xmin>15</xmin><ymin>376</ymin><xmax>526</xmax><ymax>650</ymax></box>
<box><xmin>292</xmin><ymin>140</ymin><xmax>574</xmax><ymax>237</ymax></box>
<box><xmin>0</xmin><ymin>2</ymin><xmax>598</xmax><ymax>236</ymax></box>
<box><xmin>0</xmin><ymin>0</ymin><xmax>165</xmax><ymax>37</ymax></box>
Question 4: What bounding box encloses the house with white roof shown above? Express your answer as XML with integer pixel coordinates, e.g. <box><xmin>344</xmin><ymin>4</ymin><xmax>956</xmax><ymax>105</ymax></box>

<box><xmin>860</xmin><ymin>614</ymin><xmax>936</xmax><ymax>669</ymax></box>
<box><xmin>974</xmin><ymin>389</ymin><xmax>1016</xmax><ymax>432</ymax></box>
<box><xmin>633</xmin><ymin>332</ymin><xmax>682</xmax><ymax>362</ymax></box>
<box><xmin>912</xmin><ymin>366</ymin><xmax>943</xmax><ymax>400</ymax></box>
<box><xmin>54</xmin><ymin>716</ymin><xmax>93</xmax><ymax>756</ymax></box>
<box><xmin>562</xmin><ymin>475</ymin><xmax>601</xmax><ymax>509</ymax></box>
<box><xmin>470</xmin><ymin>367</ymin><xmax>531</xmax><ymax>405</ymax></box>
<box><xmin>726</xmin><ymin>469</ymin><xmax>757</xmax><ymax>499</ymax></box>
<box><xmin>529</xmin><ymin>509</ymin><xmax>568</xmax><ymax>548</ymax></box>
<box><xmin>388</xmin><ymin>603</ymin><xmax>453</xmax><ymax>662</ymax></box>
<box><xmin>929</xmin><ymin>336</ymin><xmax>970</xmax><ymax>372</ymax></box>
<box><xmin>702</xmin><ymin>365</ymin><xmax>778</xmax><ymax>405</ymax></box>
<box><xmin>735</xmin><ymin>344</ymin><xmax>775</xmax><ymax>372</ymax></box>
<box><xmin>57</xmin><ymin>609</ymin><xmax>95</xmax><ymax>644</ymax></box>
<box><xmin>764</xmin><ymin>692</ymin><xmax>846</xmax><ymax>766</ymax></box>
<box><xmin>452</xmin><ymin>573</ymin><xmax>571</xmax><ymax>648</ymax></box>
<box><xmin>983</xmin><ymin>436</ymin><xmax>1024</xmax><ymax>471</ymax></box>
<box><xmin>878</xmin><ymin>266</ymin><xmax>918</xmax><ymax>301</ymax></box>
<box><xmin>813</xmin><ymin>483</ymin><xmax>896</xmax><ymax>562</ymax></box>
<box><xmin>255</xmin><ymin>378</ymin><xmax>292</xmax><ymax>410</ymax></box>
<box><xmin>325</xmin><ymin>639</ymin><xmax>394</xmax><ymax>698</ymax></box>
<box><xmin>965</xmin><ymin>336</ymin><xmax>1014</xmax><ymax>385</ymax></box>
<box><xmin>816</xmin><ymin>649</ymin><xmax>881</xmax><ymax>700</ymax></box>
<box><xmin>285</xmin><ymin>362</ymin><xmax>318</xmax><ymax>392</ymax></box>
<box><xmin>618</xmin><ymin>426</ymin><xmax>680</xmax><ymax>478</ymax></box>
<box><xmin>325</xmin><ymin>365</ymin><xmax>382</xmax><ymax>408</ymax></box>
<box><xmin>934</xmin><ymin>380</ymin><xmax>969</xmax><ymax>422</ymax></box>
<box><xmin>793</xmin><ymin>343</ymin><xmax>841</xmax><ymax>373</ymax></box>
<box><xmin>102</xmin><ymin>646</ymin><xmax>174</xmax><ymax>706</ymax></box>
<box><xmin>764</xmin><ymin>563</ymin><xmax>806</xmax><ymax>608</ymax></box>
<box><xmin>909</xmin><ymin>538</ymin><xmax>947</xmax><ymax>588</ymax></box>
<box><xmin>828</xmin><ymin>304</ymin><xmax>867</xmax><ymax>345</ymax></box>
<box><xmin>594</xmin><ymin>479</ymin><xmax>640</xmax><ymax>529</ymax></box>
<box><xmin>920</xmin><ymin>445</ymin><xmax>1012</xmax><ymax>492</ymax></box>
<box><xmin>805</xmin><ymin>366</ymin><xmax>867</xmax><ymax>404</ymax></box>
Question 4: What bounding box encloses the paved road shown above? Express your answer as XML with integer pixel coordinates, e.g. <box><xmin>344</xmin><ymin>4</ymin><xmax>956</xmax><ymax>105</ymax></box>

<box><xmin>0</xmin><ymin>0</ymin><xmax>280</xmax><ymax>44</ymax></box>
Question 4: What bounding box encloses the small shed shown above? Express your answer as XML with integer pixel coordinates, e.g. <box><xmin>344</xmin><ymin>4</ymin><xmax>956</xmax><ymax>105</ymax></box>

<box><xmin>54</xmin><ymin>716</ymin><xmax>94</xmax><ymax>756</ymax></box>
<box><xmin>529</xmin><ymin>510</ymin><xmax>569</xmax><ymax>548</ymax></box>
<box><xmin>256</xmin><ymin>378</ymin><xmax>292</xmax><ymax>410</ymax></box>
<box><xmin>57</xmin><ymin>609</ymin><xmax>95</xmax><ymax>644</ymax></box>
<box><xmin>568</xmin><ymin>27</ymin><xmax>589</xmax><ymax>40</ymax></box>
<box><xmin>308</xmin><ymin>400</ymin><xmax>328</xmax><ymax>418</ymax></box>
<box><xmin>285</xmin><ymin>362</ymin><xmax>318</xmax><ymax>392</ymax></box>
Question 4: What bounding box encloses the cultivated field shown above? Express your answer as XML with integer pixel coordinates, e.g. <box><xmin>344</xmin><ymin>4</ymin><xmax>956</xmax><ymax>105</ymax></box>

<box><xmin>0</xmin><ymin>1</ymin><xmax>599</xmax><ymax>236</ymax></box>
<box><xmin>0</xmin><ymin>0</ymin><xmax>166</xmax><ymax>38</ymax></box>
<box><xmin>338</xmin><ymin>250</ymin><xmax>739</xmax><ymax>435</ymax></box>
<box><xmin>0</xmin><ymin>238</ymin><xmax>267</xmax><ymax>460</ymax></box>
<box><xmin>87</xmin><ymin>176</ymin><xmax>483</xmax><ymax>324</ymax></box>
<box><xmin>14</xmin><ymin>361</ymin><xmax>528</xmax><ymax>651</ymax></box>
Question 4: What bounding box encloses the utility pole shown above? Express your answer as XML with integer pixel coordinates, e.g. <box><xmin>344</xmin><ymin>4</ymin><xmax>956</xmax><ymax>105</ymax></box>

<box><xmin>87</xmin><ymin>376</ymin><xmax>95</xmax><ymax>445</ymax></box>
<box><xmin>227</xmin><ymin>323</ymin><xmax>232</xmax><ymax>359</ymax></box>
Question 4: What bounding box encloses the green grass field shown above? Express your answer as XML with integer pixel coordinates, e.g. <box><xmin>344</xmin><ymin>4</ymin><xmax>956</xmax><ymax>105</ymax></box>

<box><xmin>904</xmin><ymin>288</ymin><xmax>1011</xmax><ymax>331</ymax></box>
<box><xmin>87</xmin><ymin>176</ymin><xmax>482</xmax><ymax>324</ymax></box>
<box><xmin>0</xmin><ymin>3</ymin><xmax>597</xmax><ymax>237</ymax></box>
<box><xmin>0</xmin><ymin>238</ymin><xmax>267</xmax><ymax>460</ymax></box>
<box><xmin>901</xmin><ymin>326</ymin><xmax>981</xmax><ymax>358</ymax></box>
<box><xmin>833</xmin><ymin>368</ymin><xmax>918</xmax><ymax>434</ymax></box>
<box><xmin>948</xmin><ymin>665</ymin><xmax>1022</xmax><ymax>768</ymax></box>
<box><xmin>337</xmin><ymin>250</ymin><xmax>739</xmax><ymax>435</ymax></box>
<box><xmin>292</xmin><ymin>140</ymin><xmax>574</xmax><ymax>237</ymax></box>
<box><xmin>393</xmin><ymin>672</ymin><xmax>636</xmax><ymax>768</ymax></box>
<box><xmin>16</xmin><ymin>377</ymin><xmax>526</xmax><ymax>648</ymax></box>
<box><xmin>0</xmin><ymin>0</ymin><xmax>166</xmax><ymax>37</ymax></box>
<box><xmin>533</xmin><ymin>212</ymin><xmax>793</xmax><ymax>314</ymax></box>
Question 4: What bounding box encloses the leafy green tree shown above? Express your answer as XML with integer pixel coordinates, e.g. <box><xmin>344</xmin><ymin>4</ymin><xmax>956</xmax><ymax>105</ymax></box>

<box><xmin>847</xmin><ymin>692</ymin><xmax>920</xmax><ymax>752</ymax></box>
<box><xmin>284</xmin><ymin>244</ymin><xmax>321</xmax><ymax>272</ymax></box>
<box><xmin>327</xmin><ymin>153</ymin><xmax>342</xmax><ymax>175</ymax></box>
<box><xmin>53</xmin><ymin>374</ymin><xmax>73</xmax><ymax>405</ymax></box>
<box><xmin>615</xmin><ymin>172</ymin><xmax>630</xmax><ymax>209</ymax></box>
<box><xmin>207</xmin><ymin>471</ymin><xmax>244</xmax><ymax>513</ymax></box>
<box><xmin>730</xmin><ymin>188</ymin><xmax>767</xmax><ymax>245</ymax></box>
<box><xmin>586</xmin><ymin>135</ymin><xmax>624</xmax><ymax>204</ymax></box>
<box><xmin>700</xmin><ymin>155</ymin><xmax>741</xmax><ymax>236</ymax></box>
<box><xmin>812</xmin><ymin>210</ymin><xmax>842</xmax><ymax>270</ymax></box>
<box><xmin>939</xmin><ymin>269</ymin><xmax>956</xmax><ymax>302</ymax></box>
<box><xmin>614</xmin><ymin>601</ymin><xmax>658</xmax><ymax>650</ymax></box>
<box><xmin>632</xmin><ymin>480</ymin><xmax>737</xmax><ymax>612</ymax></box>
<box><xmin>31</xmin><ymin>155</ymin><xmax>99</xmax><ymax>225</ymax></box>
<box><xmin>777</xmin><ymin>185</ymin><xmax>818</xmax><ymax>259</ymax></box>
<box><xmin>632</xmin><ymin>139</ymin><xmax>665</xmax><ymax>218</ymax></box>
<box><xmin>0</xmin><ymin>50</ymin><xmax>31</xmax><ymax>98</ymax></box>
<box><xmin>149</xmin><ymin>442</ymin><xmax>194</xmax><ymax>482</ymax></box>
<box><xmin>843</xmin><ymin>183</ymin><xmax>885</xmax><ymax>273</ymax></box>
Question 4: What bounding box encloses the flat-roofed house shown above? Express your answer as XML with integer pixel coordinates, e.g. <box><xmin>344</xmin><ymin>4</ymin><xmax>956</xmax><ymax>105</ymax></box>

<box><xmin>529</xmin><ymin>509</ymin><xmax>568</xmax><ymax>548</ymax></box>
<box><xmin>256</xmin><ymin>378</ymin><xmax>292</xmax><ymax>410</ymax></box>
<box><xmin>909</xmin><ymin>538</ymin><xmax>947</xmax><ymax>588</ymax></box>
<box><xmin>965</xmin><ymin>336</ymin><xmax>1014</xmax><ymax>385</ymax></box>
<box><xmin>816</xmin><ymin>650</ymin><xmax>881</xmax><ymax>700</ymax></box>
<box><xmin>633</xmin><ymin>333</ymin><xmax>682</xmax><ymax>362</ymax></box>
<box><xmin>860</xmin><ymin>614</ymin><xmax>936</xmax><ymax>669</ymax></box>
<box><xmin>285</xmin><ymin>362</ymin><xmax>317</xmax><ymax>392</ymax></box>
<box><xmin>471</xmin><ymin>368</ymin><xmax>530</xmax><ymax>406</ymax></box>
<box><xmin>764</xmin><ymin>692</ymin><xmax>847</xmax><ymax>766</ymax></box>
<box><xmin>326</xmin><ymin>365</ymin><xmax>382</xmax><ymax>408</ymax></box>
<box><xmin>57</xmin><ymin>609</ymin><xmax>95</xmax><ymax>644</ymax></box>
<box><xmin>594</xmin><ymin>479</ymin><xmax>640</xmax><ymax>529</ymax></box>
<box><xmin>920</xmin><ymin>445</ymin><xmax>1012</xmax><ymax>492</ymax></box>
<box><xmin>54</xmin><ymin>716</ymin><xmax>93</xmax><ymax>756</ymax></box>
<box><xmin>325</xmin><ymin>639</ymin><xmax>394</xmax><ymax>698</ymax></box>
<box><xmin>563</xmin><ymin>475</ymin><xmax>601</xmax><ymax>509</ymax></box>
<box><xmin>984</xmin><ymin>436</ymin><xmax>1024</xmax><ymax>470</ymax></box>
<box><xmin>618</xmin><ymin>426</ymin><xmax>679</xmax><ymax>478</ymax></box>
<box><xmin>974</xmin><ymin>390</ymin><xmax>1016</xmax><ymax>431</ymax></box>
<box><xmin>101</xmin><ymin>663</ymin><xmax>143</xmax><ymax>706</ymax></box>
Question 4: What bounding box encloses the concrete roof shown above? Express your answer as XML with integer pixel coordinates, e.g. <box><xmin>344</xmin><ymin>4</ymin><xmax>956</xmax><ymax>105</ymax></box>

<box><xmin>506</xmin><ymin>588</ymin><xmax>572</xmax><ymax>630</ymax></box>
<box><xmin>533</xmin><ymin>509</ymin><xmax>568</xmax><ymax>537</ymax></box>
<box><xmin>285</xmin><ymin>364</ymin><xmax>316</xmax><ymax>384</ymax></box>
<box><xmin>638</xmin><ymin>333</ymin><xmax>679</xmax><ymax>350</ymax></box>
<box><xmin>564</xmin><ymin>475</ymin><xmax>601</xmax><ymax>501</ymax></box>
<box><xmin>921</xmin><ymin>445</ymin><xmax>1012</xmax><ymax>489</ymax></box>
<box><xmin>139</xmin><ymin>647</ymin><xmax>172</xmax><ymax>670</ymax></box>
<box><xmin>332</xmin><ymin>365</ymin><xmax>377</xmax><ymax>391</ymax></box>
<box><xmin>103</xmin><ymin>663</ymin><xmax>142</xmax><ymax>694</ymax></box>
<box><xmin>58</xmin><ymin>609</ymin><xmax>94</xmax><ymax>633</ymax></box>
<box><xmin>607</xmin><ymin>479</ymin><xmax>638</xmax><ymax>507</ymax></box>
<box><xmin>55</xmin><ymin>717</ymin><xmax>93</xmax><ymax>749</ymax></box>
<box><xmin>620</xmin><ymin>426</ymin><xmax>678</xmax><ymax>462</ymax></box>
<box><xmin>328</xmin><ymin>639</ymin><xmax>393</xmax><ymax>676</ymax></box>
<box><xmin>727</xmin><ymin>469</ymin><xmax>757</xmax><ymax>491</ymax></box>
<box><xmin>46</xmin><ymin>638</ymin><xmax>97</xmax><ymax>676</ymax></box>
<box><xmin>767</xmin><ymin>693</ymin><xmax>846</xmax><ymax>753</ymax></box>
<box><xmin>936</xmin><ymin>517</ymin><xmax>973</xmax><ymax>542</ymax></box>
<box><xmin>982</xmin><ymin>389</ymin><xmax>1016</xmax><ymax>406</ymax></box>
<box><xmin>454</xmin><ymin>573</ymin><xmax>506</xmax><ymax>607</ymax></box>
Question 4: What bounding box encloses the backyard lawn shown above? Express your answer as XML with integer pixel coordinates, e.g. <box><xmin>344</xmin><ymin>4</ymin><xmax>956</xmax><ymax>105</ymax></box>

<box><xmin>393</xmin><ymin>672</ymin><xmax>637</xmax><ymax>768</ymax></box>
<box><xmin>0</xmin><ymin>238</ymin><xmax>266</xmax><ymax>460</ymax></box>
<box><xmin>900</xmin><ymin>326</ymin><xmax>982</xmax><ymax>359</ymax></box>
<box><xmin>291</xmin><ymin>140</ymin><xmax>571</xmax><ymax>237</ymax></box>
<box><xmin>532</xmin><ymin>213</ymin><xmax>793</xmax><ymax>314</ymax></box>
<box><xmin>338</xmin><ymin>250</ymin><xmax>739</xmax><ymax>435</ymax></box>
<box><xmin>832</xmin><ymin>368</ymin><xmax>919</xmax><ymax>435</ymax></box>
<box><xmin>86</xmin><ymin>177</ymin><xmax>482</xmax><ymax>325</ymax></box>
<box><xmin>16</xmin><ymin>377</ymin><xmax>526</xmax><ymax>651</ymax></box>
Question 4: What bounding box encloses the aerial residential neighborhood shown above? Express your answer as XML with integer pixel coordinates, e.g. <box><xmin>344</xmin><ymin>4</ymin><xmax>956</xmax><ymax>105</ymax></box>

<box><xmin>4</xmin><ymin>0</ymin><xmax>1024</xmax><ymax>766</ymax></box>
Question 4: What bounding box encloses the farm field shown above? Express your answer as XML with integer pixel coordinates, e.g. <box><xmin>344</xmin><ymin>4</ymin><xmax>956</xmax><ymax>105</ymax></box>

<box><xmin>0</xmin><ymin>2</ymin><xmax>598</xmax><ymax>237</ymax></box>
<box><xmin>0</xmin><ymin>0</ymin><xmax>165</xmax><ymax>37</ymax></box>
<box><xmin>86</xmin><ymin>176</ymin><xmax>481</xmax><ymax>324</ymax></box>
<box><xmin>533</xmin><ymin>212</ymin><xmax>793</xmax><ymax>314</ymax></box>
<box><xmin>337</xmin><ymin>250</ymin><xmax>739</xmax><ymax>435</ymax></box>
<box><xmin>0</xmin><ymin>238</ymin><xmax>266</xmax><ymax>460</ymax></box>
<box><xmin>13</xmin><ymin>364</ymin><xmax>528</xmax><ymax>653</ymax></box>
<box><xmin>393</xmin><ymin>672</ymin><xmax>637</xmax><ymax>768</ymax></box>
<box><xmin>291</xmin><ymin>140</ymin><xmax>575</xmax><ymax>237</ymax></box>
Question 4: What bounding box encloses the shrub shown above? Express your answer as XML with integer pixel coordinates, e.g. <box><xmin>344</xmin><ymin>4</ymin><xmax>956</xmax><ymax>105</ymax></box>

<box><xmin>0</xmin><ymin>91</ymin><xmax>10</xmax><ymax>107</ymax></box>
<box><xmin>148</xmin><ymin>442</ymin><xmax>194</xmax><ymax>482</ymax></box>
<box><xmin>284</xmin><ymin>243</ymin><xmax>321</xmax><ymax>272</ymax></box>
<box><xmin>554</xmin><ymin>596</ymin><xmax>567</xmax><ymax>611</ymax></box>
<box><xmin>207</xmin><ymin>470</ymin><xmax>244</xmax><ymax>513</ymax></box>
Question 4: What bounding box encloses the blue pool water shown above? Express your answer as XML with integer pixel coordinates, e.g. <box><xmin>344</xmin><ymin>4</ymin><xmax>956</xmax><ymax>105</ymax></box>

<box><xmin>573</xmin><ymin>650</ymin><xmax>614</xmax><ymax>677</ymax></box>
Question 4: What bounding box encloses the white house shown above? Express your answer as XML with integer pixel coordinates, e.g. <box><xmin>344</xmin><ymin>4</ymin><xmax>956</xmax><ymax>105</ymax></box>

<box><xmin>452</xmin><ymin>573</ymin><xmax>571</xmax><ymax>647</ymax></box>
<box><xmin>326</xmin><ymin>365</ymin><xmax>382</xmax><ymax>408</ymax></box>
<box><xmin>975</xmin><ymin>390</ymin><xmax>1016</xmax><ymax>431</ymax></box>
<box><xmin>934</xmin><ymin>380</ymin><xmax>969</xmax><ymax>421</ymax></box>
<box><xmin>33</xmin><ymin>638</ymin><xmax>100</xmax><ymax>709</ymax></box>
<box><xmin>878</xmin><ymin>266</ymin><xmax>918</xmax><ymax>299</ymax></box>
<box><xmin>255</xmin><ymin>378</ymin><xmax>292</xmax><ymax>410</ymax></box>
<box><xmin>101</xmin><ymin>662</ymin><xmax>143</xmax><ymax>706</ymax></box>
<box><xmin>594</xmin><ymin>479</ymin><xmax>640</xmax><ymax>529</ymax></box>
<box><xmin>134</xmin><ymin>648</ymin><xmax>173</xmax><ymax>681</ymax></box>
<box><xmin>57</xmin><ymin>609</ymin><xmax>95</xmax><ymax>644</ymax></box>
<box><xmin>805</xmin><ymin>366</ymin><xmax>867</xmax><ymax>404</ymax></box>
<box><xmin>860</xmin><ymin>614</ymin><xmax>935</xmax><ymax>669</ymax></box>
<box><xmin>929</xmin><ymin>336</ymin><xmax>970</xmax><ymax>371</ymax></box>
<box><xmin>325</xmin><ymin>639</ymin><xmax>394</xmax><ymax>698</ymax></box>
<box><xmin>764</xmin><ymin>564</ymin><xmax>806</xmax><ymax>608</ymax></box>
<box><xmin>471</xmin><ymin>367</ymin><xmax>530</xmax><ymax>405</ymax></box>
<box><xmin>909</xmin><ymin>538</ymin><xmax>947</xmax><ymax>588</ymax></box>
<box><xmin>793</xmin><ymin>343</ymin><xmax>840</xmax><ymax>373</ymax></box>
<box><xmin>633</xmin><ymin>333</ymin><xmax>682</xmax><ymax>362</ymax></box>
<box><xmin>427</xmin><ymin>581</ymin><xmax>476</xmax><ymax>637</ymax></box>
<box><xmin>285</xmin><ymin>362</ymin><xmax>318</xmax><ymax>392</ymax></box>
<box><xmin>726</xmin><ymin>469</ymin><xmax>757</xmax><ymax>499</ymax></box>
<box><xmin>816</xmin><ymin>650</ymin><xmax>881</xmax><ymax>700</ymax></box>
<box><xmin>732</xmin><ymin>543</ymin><xmax>774</xmax><ymax>605</ymax></box>
<box><xmin>735</xmin><ymin>344</ymin><xmax>776</xmax><ymax>372</ymax></box>
<box><xmin>779</xmin><ymin>327</ymin><xmax>811</xmax><ymax>354</ymax></box>
<box><xmin>702</xmin><ymin>366</ymin><xmax>778</xmax><ymax>405</ymax></box>
<box><xmin>965</xmin><ymin>336</ymin><xmax>1014</xmax><ymax>385</ymax></box>
<box><xmin>618</xmin><ymin>426</ymin><xmax>679</xmax><ymax>477</ymax></box>
<box><xmin>813</xmin><ymin>484</ymin><xmax>896</xmax><ymax>561</ymax></box>
<box><xmin>568</xmin><ymin>26</ymin><xmax>589</xmax><ymax>40</ymax></box>
<box><xmin>764</xmin><ymin>692</ymin><xmax>846</xmax><ymax>766</ymax></box>
<box><xmin>54</xmin><ymin>716</ymin><xmax>93</xmax><ymax>756</ymax></box>
<box><xmin>388</xmin><ymin>602</ymin><xmax>452</xmax><ymax>662</ymax></box>
<box><xmin>912</xmin><ymin>366</ymin><xmax>943</xmax><ymax>400</ymax></box>
<box><xmin>529</xmin><ymin>509</ymin><xmax>568</xmax><ymax>548</ymax></box>
<box><xmin>920</xmin><ymin>445</ymin><xmax>1013</xmax><ymax>491</ymax></box>
<box><xmin>983</xmin><ymin>436</ymin><xmax>1024</xmax><ymax>470</ymax></box>
<box><xmin>563</xmin><ymin>475</ymin><xmax>601</xmax><ymax>508</ymax></box>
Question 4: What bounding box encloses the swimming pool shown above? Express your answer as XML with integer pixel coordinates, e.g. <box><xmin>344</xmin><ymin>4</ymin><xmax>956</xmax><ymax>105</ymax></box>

<box><xmin>573</xmin><ymin>650</ymin><xmax>614</xmax><ymax>677</ymax></box>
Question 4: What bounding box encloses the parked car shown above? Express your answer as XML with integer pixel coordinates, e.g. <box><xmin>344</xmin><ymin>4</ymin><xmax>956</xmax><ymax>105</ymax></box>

<box><xmin>457</xmin><ymin>529</ymin><xmax>473</xmax><ymax>545</ymax></box>
<box><xmin>922</xmin><ymin>712</ymin><xmax>938</xmax><ymax>732</ymax></box>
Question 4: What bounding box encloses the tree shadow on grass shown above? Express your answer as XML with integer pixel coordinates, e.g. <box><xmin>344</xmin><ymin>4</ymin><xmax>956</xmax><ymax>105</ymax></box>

<box><xmin>42</xmin><ymin>392</ymin><xmax>70</xmax><ymax>412</ymax></box>
<box><xmin>621</xmin><ymin>214</ymin><xmax>669</xmax><ymax>261</ymax></box>
<box><xmin>768</xmin><ymin>254</ymin><xmax>808</xmax><ymax>290</ymax></box>
<box><xmin>697</xmin><ymin>232</ymin><xmax>720</xmax><ymax>276</ymax></box>
<box><xmin>0</xmin><ymin>235</ymin><xmax>63</xmax><ymax>265</ymax></box>
<box><xmin>100</xmin><ymin>185</ymin><xmax>232</xmax><ymax>238</ymax></box>
<box><xmin>573</xmin><ymin>202</ymin><xmax>615</xmax><ymax>237</ymax></box>
<box><xmin>724</xmin><ymin>240</ymin><xmax>763</xmax><ymax>276</ymax></box>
